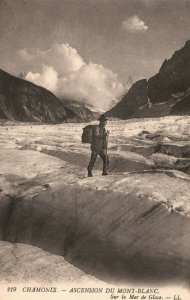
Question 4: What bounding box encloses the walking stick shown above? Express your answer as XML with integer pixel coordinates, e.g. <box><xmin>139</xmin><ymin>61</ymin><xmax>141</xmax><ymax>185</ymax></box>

<box><xmin>105</xmin><ymin>131</ymin><xmax>109</xmax><ymax>171</ymax></box>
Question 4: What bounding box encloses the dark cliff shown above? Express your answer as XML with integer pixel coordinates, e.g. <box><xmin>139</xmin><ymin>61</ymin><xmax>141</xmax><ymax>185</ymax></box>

<box><xmin>107</xmin><ymin>79</ymin><xmax>148</xmax><ymax>119</ymax></box>
<box><xmin>148</xmin><ymin>40</ymin><xmax>190</xmax><ymax>104</ymax></box>
<box><xmin>106</xmin><ymin>40</ymin><xmax>190</xmax><ymax>119</ymax></box>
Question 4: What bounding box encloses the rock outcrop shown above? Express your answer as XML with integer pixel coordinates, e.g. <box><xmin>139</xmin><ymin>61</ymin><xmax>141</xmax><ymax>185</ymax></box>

<box><xmin>106</xmin><ymin>40</ymin><xmax>190</xmax><ymax>119</ymax></box>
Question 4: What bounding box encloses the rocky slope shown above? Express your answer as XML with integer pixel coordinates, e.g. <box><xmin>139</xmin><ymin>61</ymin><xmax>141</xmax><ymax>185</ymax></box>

<box><xmin>0</xmin><ymin>69</ymin><xmax>96</xmax><ymax>123</ymax></box>
<box><xmin>106</xmin><ymin>40</ymin><xmax>190</xmax><ymax>119</ymax></box>
<box><xmin>106</xmin><ymin>79</ymin><xmax>148</xmax><ymax>119</ymax></box>
<box><xmin>61</xmin><ymin>99</ymin><xmax>99</xmax><ymax>122</ymax></box>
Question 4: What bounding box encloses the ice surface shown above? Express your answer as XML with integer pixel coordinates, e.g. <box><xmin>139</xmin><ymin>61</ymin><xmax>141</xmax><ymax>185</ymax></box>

<box><xmin>0</xmin><ymin>116</ymin><xmax>190</xmax><ymax>285</ymax></box>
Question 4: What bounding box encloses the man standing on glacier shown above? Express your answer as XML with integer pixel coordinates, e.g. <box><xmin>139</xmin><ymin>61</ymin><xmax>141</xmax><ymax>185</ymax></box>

<box><xmin>87</xmin><ymin>114</ymin><xmax>109</xmax><ymax>177</ymax></box>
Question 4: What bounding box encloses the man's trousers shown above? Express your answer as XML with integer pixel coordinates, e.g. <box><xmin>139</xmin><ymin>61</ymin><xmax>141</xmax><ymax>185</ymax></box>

<box><xmin>88</xmin><ymin>150</ymin><xmax>109</xmax><ymax>173</ymax></box>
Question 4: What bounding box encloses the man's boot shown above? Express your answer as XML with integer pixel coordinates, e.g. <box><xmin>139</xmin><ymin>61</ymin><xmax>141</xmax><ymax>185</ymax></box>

<box><xmin>102</xmin><ymin>167</ymin><xmax>109</xmax><ymax>176</ymax></box>
<box><xmin>87</xmin><ymin>166</ymin><xmax>93</xmax><ymax>177</ymax></box>
<box><xmin>88</xmin><ymin>171</ymin><xmax>93</xmax><ymax>177</ymax></box>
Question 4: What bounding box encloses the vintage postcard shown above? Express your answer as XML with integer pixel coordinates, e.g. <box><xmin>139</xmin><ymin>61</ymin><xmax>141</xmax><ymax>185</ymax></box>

<box><xmin>0</xmin><ymin>1</ymin><xmax>190</xmax><ymax>300</ymax></box>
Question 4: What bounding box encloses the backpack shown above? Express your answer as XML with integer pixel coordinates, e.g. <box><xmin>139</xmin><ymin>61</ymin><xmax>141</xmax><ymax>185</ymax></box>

<box><xmin>82</xmin><ymin>125</ymin><xmax>96</xmax><ymax>143</ymax></box>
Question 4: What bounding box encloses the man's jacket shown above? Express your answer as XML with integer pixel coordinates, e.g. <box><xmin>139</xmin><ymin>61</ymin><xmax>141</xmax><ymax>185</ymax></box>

<box><xmin>91</xmin><ymin>125</ymin><xmax>108</xmax><ymax>152</ymax></box>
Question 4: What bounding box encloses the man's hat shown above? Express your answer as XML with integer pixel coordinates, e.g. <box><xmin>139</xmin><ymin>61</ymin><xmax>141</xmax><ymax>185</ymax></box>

<box><xmin>98</xmin><ymin>114</ymin><xmax>109</xmax><ymax>122</ymax></box>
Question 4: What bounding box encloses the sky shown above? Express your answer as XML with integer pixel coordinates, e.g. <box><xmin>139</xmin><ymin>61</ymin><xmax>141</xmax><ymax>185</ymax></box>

<box><xmin>0</xmin><ymin>0</ymin><xmax>190</xmax><ymax>109</ymax></box>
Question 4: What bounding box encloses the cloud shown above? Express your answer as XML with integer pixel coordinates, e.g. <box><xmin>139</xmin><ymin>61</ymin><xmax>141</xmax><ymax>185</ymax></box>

<box><xmin>17</xmin><ymin>43</ymin><xmax>85</xmax><ymax>75</ymax></box>
<box><xmin>122</xmin><ymin>15</ymin><xmax>148</xmax><ymax>33</ymax></box>
<box><xmin>57</xmin><ymin>62</ymin><xmax>124</xmax><ymax>110</ymax></box>
<box><xmin>26</xmin><ymin>65</ymin><xmax>58</xmax><ymax>93</ymax></box>
<box><xmin>17</xmin><ymin>49</ymin><xmax>35</xmax><ymax>61</ymax></box>
<box><xmin>17</xmin><ymin>43</ymin><xmax>124</xmax><ymax>110</ymax></box>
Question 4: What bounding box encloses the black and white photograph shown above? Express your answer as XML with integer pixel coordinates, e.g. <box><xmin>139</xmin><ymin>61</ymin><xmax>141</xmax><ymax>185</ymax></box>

<box><xmin>0</xmin><ymin>0</ymin><xmax>190</xmax><ymax>299</ymax></box>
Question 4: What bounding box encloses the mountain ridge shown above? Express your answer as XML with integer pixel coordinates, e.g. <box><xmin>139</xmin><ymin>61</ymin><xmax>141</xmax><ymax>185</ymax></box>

<box><xmin>0</xmin><ymin>68</ymin><xmax>97</xmax><ymax>123</ymax></box>
<box><xmin>106</xmin><ymin>40</ymin><xmax>190</xmax><ymax>119</ymax></box>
